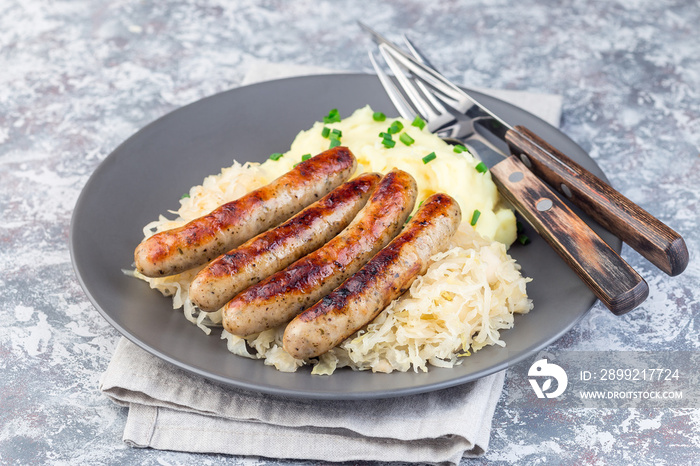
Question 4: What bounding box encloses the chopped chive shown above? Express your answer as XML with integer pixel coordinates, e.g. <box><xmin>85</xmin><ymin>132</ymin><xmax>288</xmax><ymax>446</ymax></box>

<box><xmin>373</xmin><ymin>111</ymin><xmax>386</xmax><ymax>122</ymax></box>
<box><xmin>382</xmin><ymin>137</ymin><xmax>396</xmax><ymax>148</ymax></box>
<box><xmin>269</xmin><ymin>152</ymin><xmax>284</xmax><ymax>161</ymax></box>
<box><xmin>453</xmin><ymin>144</ymin><xmax>468</xmax><ymax>153</ymax></box>
<box><xmin>301</xmin><ymin>153</ymin><xmax>312</xmax><ymax>161</ymax></box>
<box><xmin>387</xmin><ymin>120</ymin><xmax>404</xmax><ymax>134</ymax></box>
<box><xmin>405</xmin><ymin>215</ymin><xmax>412</xmax><ymax>223</ymax></box>
<box><xmin>422</xmin><ymin>152</ymin><xmax>437</xmax><ymax>164</ymax></box>
<box><xmin>399</xmin><ymin>132</ymin><xmax>415</xmax><ymax>146</ymax></box>
<box><xmin>331</xmin><ymin>128</ymin><xmax>342</xmax><ymax>138</ymax></box>
<box><xmin>516</xmin><ymin>221</ymin><xmax>524</xmax><ymax>233</ymax></box>
<box><xmin>380</xmin><ymin>131</ymin><xmax>394</xmax><ymax>148</ymax></box>
<box><xmin>321</xmin><ymin>126</ymin><xmax>331</xmax><ymax>138</ymax></box>
<box><xmin>470</xmin><ymin>209</ymin><xmax>481</xmax><ymax>226</ymax></box>
<box><xmin>323</xmin><ymin>108</ymin><xmax>341</xmax><ymax>123</ymax></box>
<box><xmin>517</xmin><ymin>233</ymin><xmax>530</xmax><ymax>245</ymax></box>
<box><xmin>411</xmin><ymin>116</ymin><xmax>426</xmax><ymax>130</ymax></box>
<box><xmin>475</xmin><ymin>162</ymin><xmax>488</xmax><ymax>173</ymax></box>
<box><xmin>293</xmin><ymin>162</ymin><xmax>300</xmax><ymax>167</ymax></box>
<box><xmin>329</xmin><ymin>137</ymin><xmax>341</xmax><ymax>149</ymax></box>
<box><xmin>180</xmin><ymin>193</ymin><xmax>190</xmax><ymax>199</ymax></box>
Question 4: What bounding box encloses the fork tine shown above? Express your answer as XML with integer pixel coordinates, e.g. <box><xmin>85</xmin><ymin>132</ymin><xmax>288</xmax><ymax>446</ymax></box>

<box><xmin>425</xmin><ymin>85</ymin><xmax>468</xmax><ymax>116</ymax></box>
<box><xmin>368</xmin><ymin>51</ymin><xmax>417</xmax><ymax>121</ymax></box>
<box><xmin>379</xmin><ymin>44</ymin><xmax>458</xmax><ymax>132</ymax></box>
<box><xmin>416</xmin><ymin>79</ymin><xmax>452</xmax><ymax>117</ymax></box>
<box><xmin>395</xmin><ymin>38</ymin><xmax>454</xmax><ymax>116</ymax></box>
<box><xmin>378</xmin><ymin>45</ymin><xmax>434</xmax><ymax>121</ymax></box>
<box><xmin>364</xmin><ymin>26</ymin><xmax>462</xmax><ymax>132</ymax></box>
<box><xmin>401</xmin><ymin>34</ymin><xmax>436</xmax><ymax>69</ymax></box>
<box><xmin>401</xmin><ymin>34</ymin><xmax>471</xmax><ymax>114</ymax></box>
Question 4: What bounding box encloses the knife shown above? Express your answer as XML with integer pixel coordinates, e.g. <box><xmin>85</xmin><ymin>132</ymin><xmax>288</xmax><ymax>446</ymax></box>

<box><xmin>361</xmin><ymin>23</ymin><xmax>688</xmax><ymax>278</ymax></box>
<box><xmin>368</xmin><ymin>44</ymin><xmax>648</xmax><ymax>315</ymax></box>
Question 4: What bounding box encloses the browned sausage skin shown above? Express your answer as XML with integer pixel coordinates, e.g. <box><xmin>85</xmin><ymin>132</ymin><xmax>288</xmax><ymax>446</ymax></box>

<box><xmin>223</xmin><ymin>168</ymin><xmax>418</xmax><ymax>337</ymax></box>
<box><xmin>189</xmin><ymin>172</ymin><xmax>382</xmax><ymax>312</ymax></box>
<box><xmin>134</xmin><ymin>147</ymin><xmax>357</xmax><ymax>277</ymax></box>
<box><xmin>283</xmin><ymin>193</ymin><xmax>462</xmax><ymax>360</ymax></box>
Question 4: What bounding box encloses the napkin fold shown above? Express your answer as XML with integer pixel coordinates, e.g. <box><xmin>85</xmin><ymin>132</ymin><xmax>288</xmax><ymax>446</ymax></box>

<box><xmin>101</xmin><ymin>61</ymin><xmax>562</xmax><ymax>465</ymax></box>
<box><xmin>101</xmin><ymin>338</ymin><xmax>503</xmax><ymax>464</ymax></box>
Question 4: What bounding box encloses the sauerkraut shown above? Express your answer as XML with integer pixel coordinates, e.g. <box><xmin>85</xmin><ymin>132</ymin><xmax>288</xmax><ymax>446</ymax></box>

<box><xmin>133</xmin><ymin>105</ymin><xmax>532</xmax><ymax>374</ymax></box>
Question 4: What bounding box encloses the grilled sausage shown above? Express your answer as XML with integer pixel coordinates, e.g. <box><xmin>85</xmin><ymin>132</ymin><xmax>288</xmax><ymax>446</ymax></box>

<box><xmin>223</xmin><ymin>168</ymin><xmax>418</xmax><ymax>336</ymax></box>
<box><xmin>283</xmin><ymin>193</ymin><xmax>462</xmax><ymax>360</ymax></box>
<box><xmin>189</xmin><ymin>173</ymin><xmax>382</xmax><ymax>312</ymax></box>
<box><xmin>134</xmin><ymin>147</ymin><xmax>357</xmax><ymax>277</ymax></box>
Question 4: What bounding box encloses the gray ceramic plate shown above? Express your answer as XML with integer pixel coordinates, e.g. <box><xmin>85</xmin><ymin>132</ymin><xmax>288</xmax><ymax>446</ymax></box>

<box><xmin>70</xmin><ymin>73</ymin><xmax>618</xmax><ymax>400</ymax></box>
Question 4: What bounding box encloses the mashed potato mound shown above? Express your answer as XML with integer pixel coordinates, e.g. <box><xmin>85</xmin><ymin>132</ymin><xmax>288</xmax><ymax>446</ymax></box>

<box><xmin>133</xmin><ymin>106</ymin><xmax>532</xmax><ymax>374</ymax></box>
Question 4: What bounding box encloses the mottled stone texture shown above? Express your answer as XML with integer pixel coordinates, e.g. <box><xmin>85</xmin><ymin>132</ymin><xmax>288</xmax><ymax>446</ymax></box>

<box><xmin>1</xmin><ymin>0</ymin><xmax>698</xmax><ymax>464</ymax></box>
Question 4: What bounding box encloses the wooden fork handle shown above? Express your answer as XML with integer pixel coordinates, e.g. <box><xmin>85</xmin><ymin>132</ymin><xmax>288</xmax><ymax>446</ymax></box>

<box><xmin>505</xmin><ymin>125</ymin><xmax>688</xmax><ymax>276</ymax></box>
<box><xmin>490</xmin><ymin>156</ymin><xmax>649</xmax><ymax>315</ymax></box>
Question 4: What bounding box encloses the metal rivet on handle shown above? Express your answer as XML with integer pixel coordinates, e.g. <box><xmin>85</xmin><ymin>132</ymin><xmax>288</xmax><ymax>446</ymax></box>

<box><xmin>520</xmin><ymin>154</ymin><xmax>532</xmax><ymax>168</ymax></box>
<box><xmin>509</xmin><ymin>171</ymin><xmax>524</xmax><ymax>182</ymax></box>
<box><xmin>537</xmin><ymin>198</ymin><xmax>553</xmax><ymax>211</ymax></box>
<box><xmin>561</xmin><ymin>183</ymin><xmax>573</xmax><ymax>198</ymax></box>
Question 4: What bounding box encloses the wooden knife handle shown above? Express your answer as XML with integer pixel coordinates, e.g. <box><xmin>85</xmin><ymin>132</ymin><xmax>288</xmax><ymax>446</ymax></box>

<box><xmin>490</xmin><ymin>156</ymin><xmax>649</xmax><ymax>315</ymax></box>
<box><xmin>505</xmin><ymin>125</ymin><xmax>688</xmax><ymax>276</ymax></box>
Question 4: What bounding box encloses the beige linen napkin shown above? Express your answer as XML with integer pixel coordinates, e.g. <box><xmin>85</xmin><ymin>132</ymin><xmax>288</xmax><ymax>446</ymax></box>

<box><xmin>102</xmin><ymin>338</ymin><xmax>503</xmax><ymax>464</ymax></box>
<box><xmin>100</xmin><ymin>62</ymin><xmax>562</xmax><ymax>465</ymax></box>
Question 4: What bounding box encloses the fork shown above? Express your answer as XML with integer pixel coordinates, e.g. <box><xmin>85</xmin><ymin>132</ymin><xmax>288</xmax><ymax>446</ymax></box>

<box><xmin>363</xmin><ymin>24</ymin><xmax>688</xmax><ymax>280</ymax></box>
<box><xmin>368</xmin><ymin>43</ymin><xmax>509</xmax><ymax>168</ymax></box>
<box><xmin>368</xmin><ymin>39</ymin><xmax>650</xmax><ymax>315</ymax></box>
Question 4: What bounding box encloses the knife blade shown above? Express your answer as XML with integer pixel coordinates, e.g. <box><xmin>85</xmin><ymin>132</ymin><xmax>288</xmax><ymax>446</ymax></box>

<box><xmin>361</xmin><ymin>23</ymin><xmax>688</xmax><ymax>277</ymax></box>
